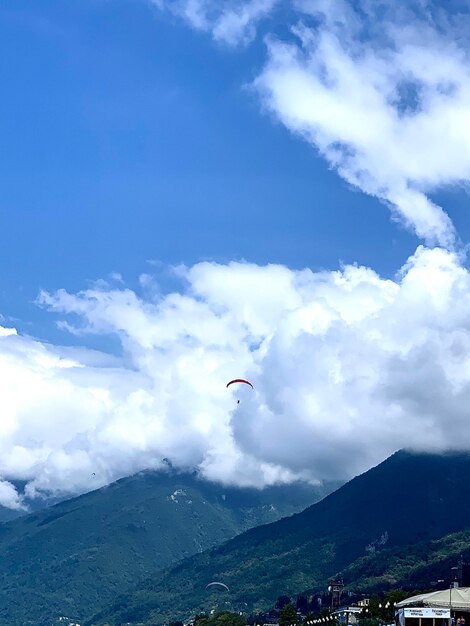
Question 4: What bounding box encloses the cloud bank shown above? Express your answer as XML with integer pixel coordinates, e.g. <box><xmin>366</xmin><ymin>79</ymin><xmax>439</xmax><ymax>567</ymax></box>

<box><xmin>2</xmin><ymin>246</ymin><xmax>470</xmax><ymax>506</ymax></box>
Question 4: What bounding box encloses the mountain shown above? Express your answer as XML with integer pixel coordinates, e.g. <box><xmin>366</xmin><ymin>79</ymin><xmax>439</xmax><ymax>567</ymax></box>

<box><xmin>0</xmin><ymin>468</ymin><xmax>335</xmax><ymax>626</ymax></box>
<box><xmin>91</xmin><ymin>450</ymin><xmax>470</xmax><ymax>626</ymax></box>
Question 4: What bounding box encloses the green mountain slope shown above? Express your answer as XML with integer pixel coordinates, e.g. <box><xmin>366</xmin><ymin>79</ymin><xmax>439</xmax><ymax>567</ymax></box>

<box><xmin>342</xmin><ymin>528</ymin><xmax>470</xmax><ymax>593</ymax></box>
<box><xmin>91</xmin><ymin>450</ymin><xmax>470</xmax><ymax>626</ymax></box>
<box><xmin>0</xmin><ymin>469</ymin><xmax>334</xmax><ymax>626</ymax></box>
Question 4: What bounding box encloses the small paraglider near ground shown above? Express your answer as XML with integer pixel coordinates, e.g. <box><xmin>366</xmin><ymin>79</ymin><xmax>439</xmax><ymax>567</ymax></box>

<box><xmin>205</xmin><ymin>582</ymin><xmax>231</xmax><ymax>615</ymax></box>
<box><xmin>205</xmin><ymin>582</ymin><xmax>230</xmax><ymax>592</ymax></box>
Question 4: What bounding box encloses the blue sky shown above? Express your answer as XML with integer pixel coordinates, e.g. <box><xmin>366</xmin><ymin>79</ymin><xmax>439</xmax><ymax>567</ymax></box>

<box><xmin>4</xmin><ymin>0</ymin><xmax>470</xmax><ymax>501</ymax></box>
<box><xmin>0</xmin><ymin>0</ymin><xmax>429</xmax><ymax>341</ymax></box>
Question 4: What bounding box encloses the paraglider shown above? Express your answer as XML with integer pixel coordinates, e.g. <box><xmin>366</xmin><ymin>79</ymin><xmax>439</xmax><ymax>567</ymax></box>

<box><xmin>226</xmin><ymin>379</ymin><xmax>253</xmax><ymax>389</ymax></box>
<box><xmin>205</xmin><ymin>582</ymin><xmax>230</xmax><ymax>592</ymax></box>
<box><xmin>227</xmin><ymin>378</ymin><xmax>253</xmax><ymax>406</ymax></box>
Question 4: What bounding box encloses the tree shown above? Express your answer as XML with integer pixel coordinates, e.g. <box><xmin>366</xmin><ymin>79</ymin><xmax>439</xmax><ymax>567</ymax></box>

<box><xmin>195</xmin><ymin>614</ymin><xmax>210</xmax><ymax>626</ymax></box>
<box><xmin>209</xmin><ymin>612</ymin><xmax>246</xmax><ymax>626</ymax></box>
<box><xmin>279</xmin><ymin>603</ymin><xmax>298</xmax><ymax>626</ymax></box>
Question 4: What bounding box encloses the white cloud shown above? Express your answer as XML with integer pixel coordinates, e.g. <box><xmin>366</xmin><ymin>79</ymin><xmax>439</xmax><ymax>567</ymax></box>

<box><xmin>0</xmin><ymin>326</ymin><xmax>17</xmax><ymax>337</ymax></box>
<box><xmin>254</xmin><ymin>1</ymin><xmax>470</xmax><ymax>245</ymax></box>
<box><xmin>3</xmin><ymin>248</ymin><xmax>470</xmax><ymax>504</ymax></box>
<box><xmin>151</xmin><ymin>0</ymin><xmax>279</xmax><ymax>45</ymax></box>
<box><xmin>0</xmin><ymin>481</ymin><xmax>25</xmax><ymax>510</ymax></box>
<box><xmin>150</xmin><ymin>0</ymin><xmax>470</xmax><ymax>244</ymax></box>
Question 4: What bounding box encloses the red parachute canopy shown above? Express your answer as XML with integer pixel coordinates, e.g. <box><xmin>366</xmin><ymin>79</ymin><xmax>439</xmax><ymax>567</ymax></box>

<box><xmin>226</xmin><ymin>379</ymin><xmax>253</xmax><ymax>389</ymax></box>
<box><xmin>205</xmin><ymin>582</ymin><xmax>230</xmax><ymax>592</ymax></box>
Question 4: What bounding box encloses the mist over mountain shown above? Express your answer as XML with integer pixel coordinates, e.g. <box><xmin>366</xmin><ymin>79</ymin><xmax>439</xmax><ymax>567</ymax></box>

<box><xmin>0</xmin><ymin>480</ymin><xmax>66</xmax><ymax>523</ymax></box>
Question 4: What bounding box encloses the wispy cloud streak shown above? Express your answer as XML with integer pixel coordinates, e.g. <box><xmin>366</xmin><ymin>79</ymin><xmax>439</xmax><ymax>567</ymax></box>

<box><xmin>152</xmin><ymin>0</ymin><xmax>470</xmax><ymax>244</ymax></box>
<box><xmin>151</xmin><ymin>0</ymin><xmax>279</xmax><ymax>45</ymax></box>
<box><xmin>255</xmin><ymin>1</ymin><xmax>470</xmax><ymax>245</ymax></box>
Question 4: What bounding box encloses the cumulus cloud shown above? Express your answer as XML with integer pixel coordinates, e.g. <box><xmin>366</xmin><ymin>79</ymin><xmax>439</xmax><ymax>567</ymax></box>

<box><xmin>2</xmin><ymin>247</ymin><xmax>470</xmax><ymax>504</ymax></box>
<box><xmin>151</xmin><ymin>0</ymin><xmax>279</xmax><ymax>45</ymax></box>
<box><xmin>255</xmin><ymin>0</ymin><xmax>470</xmax><ymax>245</ymax></box>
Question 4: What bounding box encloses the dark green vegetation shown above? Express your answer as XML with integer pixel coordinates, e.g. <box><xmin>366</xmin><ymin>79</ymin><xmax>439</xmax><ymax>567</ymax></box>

<box><xmin>194</xmin><ymin>611</ymin><xmax>246</xmax><ymax>626</ymax></box>
<box><xmin>0</xmin><ymin>469</ymin><xmax>333</xmax><ymax>626</ymax></box>
<box><xmin>92</xmin><ymin>451</ymin><xmax>470</xmax><ymax>626</ymax></box>
<box><xmin>343</xmin><ymin>528</ymin><xmax>470</xmax><ymax>593</ymax></box>
<box><xmin>279</xmin><ymin>603</ymin><xmax>298</xmax><ymax>626</ymax></box>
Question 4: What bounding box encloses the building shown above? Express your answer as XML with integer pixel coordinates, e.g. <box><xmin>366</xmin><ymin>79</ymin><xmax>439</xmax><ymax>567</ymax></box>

<box><xmin>395</xmin><ymin>588</ymin><xmax>470</xmax><ymax>626</ymax></box>
<box><xmin>332</xmin><ymin>606</ymin><xmax>363</xmax><ymax>625</ymax></box>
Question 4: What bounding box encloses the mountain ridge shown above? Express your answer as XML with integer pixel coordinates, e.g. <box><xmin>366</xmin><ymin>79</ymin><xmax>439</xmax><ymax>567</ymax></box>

<box><xmin>0</xmin><ymin>467</ymin><xmax>335</xmax><ymax>626</ymax></box>
<box><xmin>90</xmin><ymin>450</ymin><xmax>470</xmax><ymax>626</ymax></box>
